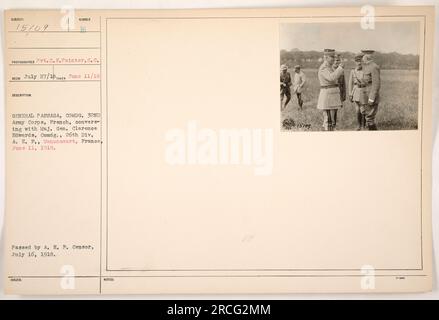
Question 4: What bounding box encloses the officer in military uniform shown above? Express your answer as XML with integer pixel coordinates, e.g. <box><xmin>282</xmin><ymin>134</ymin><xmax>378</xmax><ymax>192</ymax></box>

<box><xmin>280</xmin><ymin>64</ymin><xmax>292</xmax><ymax>110</ymax></box>
<box><xmin>333</xmin><ymin>54</ymin><xmax>347</xmax><ymax>103</ymax></box>
<box><xmin>361</xmin><ymin>49</ymin><xmax>381</xmax><ymax>130</ymax></box>
<box><xmin>348</xmin><ymin>53</ymin><xmax>368</xmax><ymax>130</ymax></box>
<box><xmin>292</xmin><ymin>65</ymin><xmax>306</xmax><ymax>110</ymax></box>
<box><xmin>317</xmin><ymin>49</ymin><xmax>345</xmax><ymax>131</ymax></box>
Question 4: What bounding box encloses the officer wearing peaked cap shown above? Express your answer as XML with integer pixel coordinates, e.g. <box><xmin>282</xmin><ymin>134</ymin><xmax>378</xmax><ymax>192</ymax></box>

<box><xmin>317</xmin><ymin>49</ymin><xmax>345</xmax><ymax>131</ymax></box>
<box><xmin>360</xmin><ymin>49</ymin><xmax>381</xmax><ymax>130</ymax></box>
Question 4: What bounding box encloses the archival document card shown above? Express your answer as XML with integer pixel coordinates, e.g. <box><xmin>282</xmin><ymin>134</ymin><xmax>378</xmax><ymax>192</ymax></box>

<box><xmin>3</xmin><ymin>6</ymin><xmax>434</xmax><ymax>294</ymax></box>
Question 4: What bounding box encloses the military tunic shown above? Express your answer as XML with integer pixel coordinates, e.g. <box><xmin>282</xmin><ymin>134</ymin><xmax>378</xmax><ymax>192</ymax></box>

<box><xmin>280</xmin><ymin>71</ymin><xmax>292</xmax><ymax>96</ymax></box>
<box><xmin>361</xmin><ymin>61</ymin><xmax>381</xmax><ymax>129</ymax></box>
<box><xmin>362</xmin><ymin>61</ymin><xmax>380</xmax><ymax>104</ymax></box>
<box><xmin>348</xmin><ymin>67</ymin><xmax>368</xmax><ymax>104</ymax></box>
<box><xmin>317</xmin><ymin>61</ymin><xmax>344</xmax><ymax>110</ymax></box>
<box><xmin>292</xmin><ymin>71</ymin><xmax>306</xmax><ymax>94</ymax></box>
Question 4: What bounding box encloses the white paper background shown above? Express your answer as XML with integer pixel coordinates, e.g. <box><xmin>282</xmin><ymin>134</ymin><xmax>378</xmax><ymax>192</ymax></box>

<box><xmin>0</xmin><ymin>0</ymin><xmax>438</xmax><ymax>299</ymax></box>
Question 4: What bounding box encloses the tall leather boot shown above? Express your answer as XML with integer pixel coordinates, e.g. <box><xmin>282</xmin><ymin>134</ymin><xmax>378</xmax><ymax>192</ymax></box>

<box><xmin>356</xmin><ymin>112</ymin><xmax>362</xmax><ymax>130</ymax></box>
<box><xmin>325</xmin><ymin>110</ymin><xmax>332</xmax><ymax>131</ymax></box>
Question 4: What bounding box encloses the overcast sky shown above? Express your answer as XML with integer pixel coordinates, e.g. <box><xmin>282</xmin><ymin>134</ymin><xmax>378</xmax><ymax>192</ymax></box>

<box><xmin>280</xmin><ymin>21</ymin><xmax>420</xmax><ymax>55</ymax></box>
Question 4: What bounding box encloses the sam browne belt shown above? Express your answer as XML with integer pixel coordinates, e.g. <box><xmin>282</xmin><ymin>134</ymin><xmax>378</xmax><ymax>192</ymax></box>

<box><xmin>320</xmin><ymin>84</ymin><xmax>339</xmax><ymax>89</ymax></box>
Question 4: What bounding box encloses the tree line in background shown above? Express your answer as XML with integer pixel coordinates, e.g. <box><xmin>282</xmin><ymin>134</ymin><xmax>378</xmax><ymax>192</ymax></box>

<box><xmin>280</xmin><ymin>49</ymin><xmax>419</xmax><ymax>70</ymax></box>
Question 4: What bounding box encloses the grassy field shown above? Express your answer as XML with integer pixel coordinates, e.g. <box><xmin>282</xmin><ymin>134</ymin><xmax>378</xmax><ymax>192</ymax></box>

<box><xmin>281</xmin><ymin>69</ymin><xmax>419</xmax><ymax>131</ymax></box>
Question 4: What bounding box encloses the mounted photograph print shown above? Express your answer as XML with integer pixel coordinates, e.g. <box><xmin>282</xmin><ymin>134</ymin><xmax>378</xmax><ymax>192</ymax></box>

<box><xmin>279</xmin><ymin>21</ymin><xmax>421</xmax><ymax>132</ymax></box>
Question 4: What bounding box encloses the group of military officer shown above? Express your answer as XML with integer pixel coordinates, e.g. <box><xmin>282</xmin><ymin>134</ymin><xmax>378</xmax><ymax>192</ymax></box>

<box><xmin>281</xmin><ymin>48</ymin><xmax>381</xmax><ymax>131</ymax></box>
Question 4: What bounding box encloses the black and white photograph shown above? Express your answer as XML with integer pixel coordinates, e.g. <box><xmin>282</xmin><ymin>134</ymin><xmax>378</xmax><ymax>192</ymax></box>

<box><xmin>280</xmin><ymin>21</ymin><xmax>421</xmax><ymax>131</ymax></box>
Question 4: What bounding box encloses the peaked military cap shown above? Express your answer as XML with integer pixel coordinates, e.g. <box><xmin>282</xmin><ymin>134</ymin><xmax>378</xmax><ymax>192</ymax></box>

<box><xmin>323</xmin><ymin>48</ymin><xmax>336</xmax><ymax>56</ymax></box>
<box><xmin>354</xmin><ymin>53</ymin><xmax>364</xmax><ymax>61</ymax></box>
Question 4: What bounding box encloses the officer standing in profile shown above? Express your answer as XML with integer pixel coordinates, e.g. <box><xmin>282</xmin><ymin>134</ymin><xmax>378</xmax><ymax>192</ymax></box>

<box><xmin>317</xmin><ymin>49</ymin><xmax>345</xmax><ymax>131</ymax></box>
<box><xmin>348</xmin><ymin>53</ymin><xmax>367</xmax><ymax>130</ymax></box>
<box><xmin>361</xmin><ymin>49</ymin><xmax>381</xmax><ymax>130</ymax></box>
<box><xmin>280</xmin><ymin>64</ymin><xmax>292</xmax><ymax>110</ymax></box>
